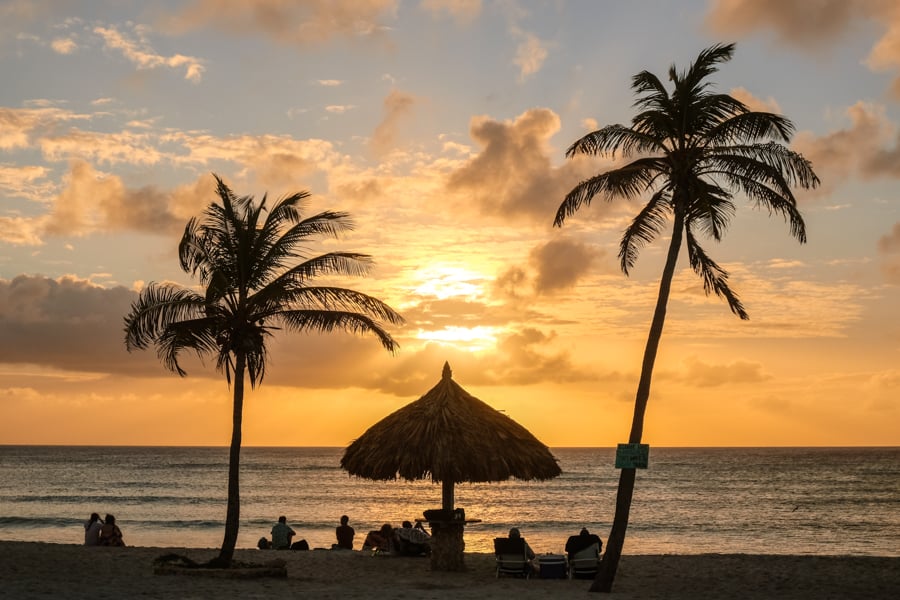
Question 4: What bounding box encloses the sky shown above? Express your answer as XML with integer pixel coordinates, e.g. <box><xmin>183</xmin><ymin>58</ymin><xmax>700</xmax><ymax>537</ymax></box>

<box><xmin>1</xmin><ymin>0</ymin><xmax>898</xmax><ymax>447</ymax></box>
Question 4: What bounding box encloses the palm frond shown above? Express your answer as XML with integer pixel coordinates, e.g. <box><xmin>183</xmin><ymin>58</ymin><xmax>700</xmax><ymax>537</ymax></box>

<box><xmin>619</xmin><ymin>189</ymin><xmax>672</xmax><ymax>274</ymax></box>
<box><xmin>684</xmin><ymin>178</ymin><xmax>735</xmax><ymax>242</ymax></box>
<box><xmin>565</xmin><ymin>124</ymin><xmax>663</xmax><ymax>159</ymax></box>
<box><xmin>554</xmin><ymin>158</ymin><xmax>666</xmax><ymax>227</ymax></box>
<box><xmin>685</xmin><ymin>230</ymin><xmax>748</xmax><ymax>320</ymax></box>
<box><xmin>279</xmin><ymin>310</ymin><xmax>400</xmax><ymax>353</ymax></box>
<box><xmin>124</xmin><ymin>284</ymin><xmax>208</xmax><ymax>351</ymax></box>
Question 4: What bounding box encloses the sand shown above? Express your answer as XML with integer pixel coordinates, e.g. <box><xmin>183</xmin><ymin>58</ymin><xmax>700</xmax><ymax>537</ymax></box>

<box><xmin>1</xmin><ymin>542</ymin><xmax>897</xmax><ymax>599</ymax></box>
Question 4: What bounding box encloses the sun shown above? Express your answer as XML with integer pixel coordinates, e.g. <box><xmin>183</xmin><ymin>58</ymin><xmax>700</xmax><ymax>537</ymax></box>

<box><xmin>405</xmin><ymin>264</ymin><xmax>503</xmax><ymax>352</ymax></box>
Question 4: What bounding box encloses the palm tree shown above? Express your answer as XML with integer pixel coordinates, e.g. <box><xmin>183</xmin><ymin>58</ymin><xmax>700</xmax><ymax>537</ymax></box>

<box><xmin>554</xmin><ymin>43</ymin><xmax>819</xmax><ymax>592</ymax></box>
<box><xmin>124</xmin><ymin>174</ymin><xmax>403</xmax><ymax>567</ymax></box>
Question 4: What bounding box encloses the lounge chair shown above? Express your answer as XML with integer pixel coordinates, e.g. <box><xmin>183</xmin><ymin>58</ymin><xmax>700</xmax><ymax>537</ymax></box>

<box><xmin>494</xmin><ymin>537</ymin><xmax>532</xmax><ymax>579</ymax></box>
<box><xmin>568</xmin><ymin>542</ymin><xmax>600</xmax><ymax>579</ymax></box>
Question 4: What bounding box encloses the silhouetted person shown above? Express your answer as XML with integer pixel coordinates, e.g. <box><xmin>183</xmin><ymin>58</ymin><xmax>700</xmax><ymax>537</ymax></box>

<box><xmin>84</xmin><ymin>513</ymin><xmax>103</xmax><ymax>546</ymax></box>
<box><xmin>335</xmin><ymin>514</ymin><xmax>355</xmax><ymax>550</ymax></box>
<box><xmin>396</xmin><ymin>520</ymin><xmax>431</xmax><ymax>556</ymax></box>
<box><xmin>565</xmin><ymin>527</ymin><xmax>602</xmax><ymax>559</ymax></box>
<box><xmin>98</xmin><ymin>514</ymin><xmax>125</xmax><ymax>547</ymax></box>
<box><xmin>271</xmin><ymin>515</ymin><xmax>295</xmax><ymax>550</ymax></box>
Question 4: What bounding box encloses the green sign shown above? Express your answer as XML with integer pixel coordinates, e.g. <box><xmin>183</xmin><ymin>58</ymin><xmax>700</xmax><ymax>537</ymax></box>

<box><xmin>615</xmin><ymin>443</ymin><xmax>650</xmax><ymax>469</ymax></box>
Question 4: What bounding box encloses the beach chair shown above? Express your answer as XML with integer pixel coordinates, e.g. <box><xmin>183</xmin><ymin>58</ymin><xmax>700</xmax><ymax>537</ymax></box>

<box><xmin>494</xmin><ymin>537</ymin><xmax>532</xmax><ymax>579</ymax></box>
<box><xmin>568</xmin><ymin>542</ymin><xmax>600</xmax><ymax>579</ymax></box>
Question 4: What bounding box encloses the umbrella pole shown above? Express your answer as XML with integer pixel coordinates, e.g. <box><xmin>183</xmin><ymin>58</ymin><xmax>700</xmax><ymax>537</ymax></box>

<box><xmin>441</xmin><ymin>480</ymin><xmax>454</xmax><ymax>512</ymax></box>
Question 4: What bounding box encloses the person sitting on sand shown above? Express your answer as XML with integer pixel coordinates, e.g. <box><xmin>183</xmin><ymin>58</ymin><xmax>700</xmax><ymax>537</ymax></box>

<box><xmin>565</xmin><ymin>527</ymin><xmax>602</xmax><ymax>559</ymax></box>
<box><xmin>98</xmin><ymin>514</ymin><xmax>125</xmax><ymax>547</ymax></box>
<box><xmin>271</xmin><ymin>516</ymin><xmax>296</xmax><ymax>550</ymax></box>
<box><xmin>362</xmin><ymin>523</ymin><xmax>395</xmax><ymax>553</ymax></box>
<box><xmin>395</xmin><ymin>520</ymin><xmax>431</xmax><ymax>556</ymax></box>
<box><xmin>334</xmin><ymin>515</ymin><xmax>355</xmax><ymax>550</ymax></box>
<box><xmin>84</xmin><ymin>512</ymin><xmax>103</xmax><ymax>546</ymax></box>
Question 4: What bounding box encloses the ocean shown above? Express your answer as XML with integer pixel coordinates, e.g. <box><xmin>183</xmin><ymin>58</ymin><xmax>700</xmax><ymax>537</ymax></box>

<box><xmin>0</xmin><ymin>446</ymin><xmax>897</xmax><ymax>556</ymax></box>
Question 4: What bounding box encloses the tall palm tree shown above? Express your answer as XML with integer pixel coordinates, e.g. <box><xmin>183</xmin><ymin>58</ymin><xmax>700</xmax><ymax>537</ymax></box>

<box><xmin>124</xmin><ymin>174</ymin><xmax>403</xmax><ymax>567</ymax></box>
<box><xmin>554</xmin><ymin>43</ymin><xmax>819</xmax><ymax>592</ymax></box>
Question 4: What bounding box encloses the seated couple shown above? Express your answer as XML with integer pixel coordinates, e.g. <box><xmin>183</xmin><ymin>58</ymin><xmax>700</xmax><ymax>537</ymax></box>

<box><xmin>363</xmin><ymin>521</ymin><xmax>431</xmax><ymax>556</ymax></box>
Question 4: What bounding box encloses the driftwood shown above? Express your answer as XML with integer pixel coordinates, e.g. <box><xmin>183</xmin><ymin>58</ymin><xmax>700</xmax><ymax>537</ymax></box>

<box><xmin>152</xmin><ymin>553</ymin><xmax>287</xmax><ymax>578</ymax></box>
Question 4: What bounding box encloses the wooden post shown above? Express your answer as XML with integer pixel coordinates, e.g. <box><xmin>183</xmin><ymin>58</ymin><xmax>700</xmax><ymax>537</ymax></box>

<box><xmin>441</xmin><ymin>479</ymin><xmax>454</xmax><ymax>512</ymax></box>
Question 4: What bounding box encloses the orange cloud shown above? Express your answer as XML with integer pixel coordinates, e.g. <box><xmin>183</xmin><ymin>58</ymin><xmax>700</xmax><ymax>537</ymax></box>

<box><xmin>94</xmin><ymin>25</ymin><xmax>205</xmax><ymax>82</ymax></box>
<box><xmin>43</xmin><ymin>161</ymin><xmax>183</xmax><ymax>237</ymax></box>
<box><xmin>159</xmin><ymin>0</ymin><xmax>398</xmax><ymax>45</ymax></box>
<box><xmin>371</xmin><ymin>90</ymin><xmax>417</xmax><ymax>156</ymax></box>
<box><xmin>529</xmin><ymin>238</ymin><xmax>602</xmax><ymax>295</ymax></box>
<box><xmin>706</xmin><ymin>0</ymin><xmax>900</xmax><ymax>98</ymax></box>
<box><xmin>792</xmin><ymin>102</ymin><xmax>900</xmax><ymax>195</ymax></box>
<box><xmin>730</xmin><ymin>86</ymin><xmax>781</xmax><ymax>113</ymax></box>
<box><xmin>877</xmin><ymin>222</ymin><xmax>900</xmax><ymax>283</ymax></box>
<box><xmin>447</xmin><ymin>108</ymin><xmax>600</xmax><ymax>222</ymax></box>
<box><xmin>419</xmin><ymin>0</ymin><xmax>481</xmax><ymax>23</ymax></box>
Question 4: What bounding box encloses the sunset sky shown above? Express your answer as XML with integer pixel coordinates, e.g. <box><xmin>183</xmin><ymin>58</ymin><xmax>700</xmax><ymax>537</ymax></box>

<box><xmin>1</xmin><ymin>0</ymin><xmax>898</xmax><ymax>447</ymax></box>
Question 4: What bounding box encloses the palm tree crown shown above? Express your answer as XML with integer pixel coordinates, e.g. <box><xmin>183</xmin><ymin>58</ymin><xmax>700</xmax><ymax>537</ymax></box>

<box><xmin>555</xmin><ymin>42</ymin><xmax>819</xmax><ymax>319</ymax></box>
<box><xmin>125</xmin><ymin>174</ymin><xmax>403</xmax><ymax>380</ymax></box>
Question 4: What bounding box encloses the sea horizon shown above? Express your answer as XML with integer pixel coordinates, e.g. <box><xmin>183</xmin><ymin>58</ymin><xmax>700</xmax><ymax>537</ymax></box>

<box><xmin>2</xmin><ymin>446</ymin><xmax>897</xmax><ymax>556</ymax></box>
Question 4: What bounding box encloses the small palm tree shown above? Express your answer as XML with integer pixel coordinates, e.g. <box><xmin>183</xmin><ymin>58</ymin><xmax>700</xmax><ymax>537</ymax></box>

<box><xmin>124</xmin><ymin>174</ymin><xmax>403</xmax><ymax>567</ymax></box>
<box><xmin>554</xmin><ymin>43</ymin><xmax>818</xmax><ymax>592</ymax></box>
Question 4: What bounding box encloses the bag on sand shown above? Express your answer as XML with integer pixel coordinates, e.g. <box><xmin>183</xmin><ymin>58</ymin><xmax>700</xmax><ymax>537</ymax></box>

<box><xmin>290</xmin><ymin>539</ymin><xmax>309</xmax><ymax>551</ymax></box>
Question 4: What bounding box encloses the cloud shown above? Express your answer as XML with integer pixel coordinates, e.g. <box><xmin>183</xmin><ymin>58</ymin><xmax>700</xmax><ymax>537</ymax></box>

<box><xmin>0</xmin><ymin>105</ymin><xmax>92</xmax><ymax>151</ymax></box>
<box><xmin>446</xmin><ymin>108</ymin><xmax>600</xmax><ymax>222</ymax></box>
<box><xmin>679</xmin><ymin>355</ymin><xmax>770</xmax><ymax>388</ymax></box>
<box><xmin>325</xmin><ymin>105</ymin><xmax>355</xmax><ymax>114</ymax></box>
<box><xmin>371</xmin><ymin>90</ymin><xmax>416</xmax><ymax>156</ymax></box>
<box><xmin>706</xmin><ymin>0</ymin><xmax>900</xmax><ymax>98</ymax></box>
<box><xmin>529</xmin><ymin>238</ymin><xmax>601</xmax><ymax>295</ymax></box>
<box><xmin>159</xmin><ymin>0</ymin><xmax>398</xmax><ymax>45</ymax></box>
<box><xmin>315</xmin><ymin>79</ymin><xmax>344</xmax><ymax>86</ymax></box>
<box><xmin>50</xmin><ymin>37</ymin><xmax>77</xmax><ymax>54</ymax></box>
<box><xmin>0</xmin><ymin>274</ymin><xmax>157</xmax><ymax>376</ymax></box>
<box><xmin>0</xmin><ymin>216</ymin><xmax>43</xmax><ymax>246</ymax></box>
<box><xmin>792</xmin><ymin>102</ymin><xmax>900</xmax><ymax>195</ymax></box>
<box><xmin>94</xmin><ymin>24</ymin><xmax>205</xmax><ymax>82</ymax></box>
<box><xmin>34</xmin><ymin>161</ymin><xmax>216</xmax><ymax>240</ymax></box>
<box><xmin>878</xmin><ymin>222</ymin><xmax>900</xmax><ymax>283</ymax></box>
<box><xmin>419</xmin><ymin>0</ymin><xmax>481</xmax><ymax>23</ymax></box>
<box><xmin>514</xmin><ymin>32</ymin><xmax>548</xmax><ymax>80</ymax></box>
<box><xmin>730</xmin><ymin>86</ymin><xmax>781</xmax><ymax>113</ymax></box>
<box><xmin>42</xmin><ymin>161</ymin><xmax>182</xmax><ymax>237</ymax></box>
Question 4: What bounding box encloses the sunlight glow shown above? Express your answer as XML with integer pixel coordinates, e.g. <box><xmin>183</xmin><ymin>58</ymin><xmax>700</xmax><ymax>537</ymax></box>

<box><xmin>415</xmin><ymin>326</ymin><xmax>499</xmax><ymax>351</ymax></box>
<box><xmin>410</xmin><ymin>265</ymin><xmax>490</xmax><ymax>300</ymax></box>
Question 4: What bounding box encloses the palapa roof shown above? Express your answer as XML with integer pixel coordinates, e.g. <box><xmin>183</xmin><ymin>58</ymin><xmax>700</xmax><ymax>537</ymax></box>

<box><xmin>341</xmin><ymin>362</ymin><xmax>561</xmax><ymax>484</ymax></box>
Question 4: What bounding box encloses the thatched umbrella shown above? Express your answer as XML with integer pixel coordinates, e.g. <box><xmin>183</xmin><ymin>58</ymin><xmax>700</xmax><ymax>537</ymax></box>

<box><xmin>341</xmin><ymin>362</ymin><xmax>561</xmax><ymax>570</ymax></box>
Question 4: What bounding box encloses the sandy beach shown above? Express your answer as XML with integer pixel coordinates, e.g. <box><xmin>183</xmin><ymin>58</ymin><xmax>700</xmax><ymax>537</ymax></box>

<box><xmin>1</xmin><ymin>542</ymin><xmax>897</xmax><ymax>599</ymax></box>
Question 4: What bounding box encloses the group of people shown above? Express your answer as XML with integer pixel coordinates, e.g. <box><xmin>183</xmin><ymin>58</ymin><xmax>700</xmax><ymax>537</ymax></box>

<box><xmin>258</xmin><ymin>514</ymin><xmax>431</xmax><ymax>556</ymax></box>
<box><xmin>83</xmin><ymin>513</ymin><xmax>125</xmax><ymax>547</ymax></box>
<box><xmin>503</xmin><ymin>526</ymin><xmax>602</xmax><ymax>573</ymax></box>
<box><xmin>361</xmin><ymin>520</ymin><xmax>432</xmax><ymax>556</ymax></box>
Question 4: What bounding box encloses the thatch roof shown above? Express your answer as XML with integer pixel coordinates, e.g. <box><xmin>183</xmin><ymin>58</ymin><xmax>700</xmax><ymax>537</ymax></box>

<box><xmin>341</xmin><ymin>362</ymin><xmax>561</xmax><ymax>484</ymax></box>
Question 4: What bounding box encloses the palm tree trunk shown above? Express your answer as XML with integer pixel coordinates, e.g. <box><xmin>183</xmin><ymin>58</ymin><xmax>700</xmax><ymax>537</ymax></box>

<box><xmin>214</xmin><ymin>352</ymin><xmax>246</xmax><ymax>567</ymax></box>
<box><xmin>591</xmin><ymin>209</ymin><xmax>685</xmax><ymax>592</ymax></box>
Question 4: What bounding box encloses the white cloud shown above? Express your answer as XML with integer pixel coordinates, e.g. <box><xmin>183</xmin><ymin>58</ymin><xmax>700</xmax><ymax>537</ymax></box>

<box><xmin>94</xmin><ymin>24</ymin><xmax>205</xmax><ymax>82</ymax></box>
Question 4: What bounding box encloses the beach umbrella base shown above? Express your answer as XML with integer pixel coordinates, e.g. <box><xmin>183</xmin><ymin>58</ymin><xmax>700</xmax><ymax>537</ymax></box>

<box><xmin>428</xmin><ymin>521</ymin><xmax>466</xmax><ymax>572</ymax></box>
